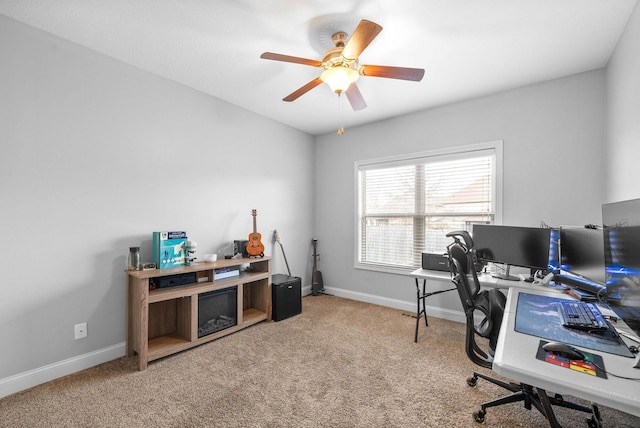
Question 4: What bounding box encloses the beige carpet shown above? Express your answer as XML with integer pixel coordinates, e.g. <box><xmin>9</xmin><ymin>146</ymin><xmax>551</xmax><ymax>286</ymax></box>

<box><xmin>1</xmin><ymin>295</ymin><xmax>639</xmax><ymax>427</ymax></box>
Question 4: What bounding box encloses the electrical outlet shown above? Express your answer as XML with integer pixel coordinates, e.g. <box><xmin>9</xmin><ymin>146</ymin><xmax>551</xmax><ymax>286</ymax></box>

<box><xmin>74</xmin><ymin>322</ymin><xmax>87</xmax><ymax>340</ymax></box>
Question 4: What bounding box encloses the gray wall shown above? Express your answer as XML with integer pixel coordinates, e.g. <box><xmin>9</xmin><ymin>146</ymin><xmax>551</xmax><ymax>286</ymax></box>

<box><xmin>314</xmin><ymin>70</ymin><xmax>607</xmax><ymax>316</ymax></box>
<box><xmin>311</xmin><ymin>0</ymin><xmax>640</xmax><ymax>328</ymax></box>
<box><xmin>0</xmin><ymin>15</ymin><xmax>314</xmax><ymax>392</ymax></box>
<box><xmin>606</xmin><ymin>0</ymin><xmax>640</xmax><ymax>202</ymax></box>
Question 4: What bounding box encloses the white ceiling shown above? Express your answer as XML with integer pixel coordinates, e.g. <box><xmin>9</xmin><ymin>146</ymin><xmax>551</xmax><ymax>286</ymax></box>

<box><xmin>1</xmin><ymin>0</ymin><xmax>637</xmax><ymax>136</ymax></box>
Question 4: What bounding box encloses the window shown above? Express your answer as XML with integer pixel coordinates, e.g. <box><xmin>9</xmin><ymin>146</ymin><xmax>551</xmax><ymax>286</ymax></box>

<box><xmin>355</xmin><ymin>141</ymin><xmax>502</xmax><ymax>272</ymax></box>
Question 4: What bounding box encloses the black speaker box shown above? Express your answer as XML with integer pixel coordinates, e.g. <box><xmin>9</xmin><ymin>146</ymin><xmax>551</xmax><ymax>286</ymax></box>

<box><xmin>272</xmin><ymin>274</ymin><xmax>302</xmax><ymax>322</ymax></box>
<box><xmin>149</xmin><ymin>272</ymin><xmax>197</xmax><ymax>290</ymax></box>
<box><xmin>421</xmin><ymin>253</ymin><xmax>449</xmax><ymax>271</ymax></box>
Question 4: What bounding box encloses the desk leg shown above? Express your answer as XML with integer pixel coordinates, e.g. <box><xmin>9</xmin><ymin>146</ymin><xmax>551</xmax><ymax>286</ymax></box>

<box><xmin>536</xmin><ymin>388</ymin><xmax>561</xmax><ymax>428</ymax></box>
<box><xmin>590</xmin><ymin>404</ymin><xmax>602</xmax><ymax>428</ymax></box>
<box><xmin>415</xmin><ymin>278</ymin><xmax>428</xmax><ymax>343</ymax></box>
<box><xmin>414</xmin><ymin>277</ymin><xmax>456</xmax><ymax>343</ymax></box>
<box><xmin>535</xmin><ymin>388</ymin><xmax>602</xmax><ymax>428</ymax></box>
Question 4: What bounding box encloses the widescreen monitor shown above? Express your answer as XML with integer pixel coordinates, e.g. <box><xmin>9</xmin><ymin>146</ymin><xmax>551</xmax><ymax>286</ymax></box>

<box><xmin>602</xmin><ymin>198</ymin><xmax>640</xmax><ymax>339</ymax></box>
<box><xmin>472</xmin><ymin>224</ymin><xmax>551</xmax><ymax>281</ymax></box>
<box><xmin>559</xmin><ymin>226</ymin><xmax>606</xmax><ymax>286</ymax></box>
<box><xmin>548</xmin><ymin>227</ymin><xmax>560</xmax><ymax>274</ymax></box>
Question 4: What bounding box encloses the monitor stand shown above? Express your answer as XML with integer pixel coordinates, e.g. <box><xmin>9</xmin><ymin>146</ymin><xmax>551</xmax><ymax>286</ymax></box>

<box><xmin>491</xmin><ymin>264</ymin><xmax>520</xmax><ymax>281</ymax></box>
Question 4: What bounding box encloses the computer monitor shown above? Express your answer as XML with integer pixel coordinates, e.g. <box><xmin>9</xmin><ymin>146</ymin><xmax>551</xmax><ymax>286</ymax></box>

<box><xmin>602</xmin><ymin>198</ymin><xmax>640</xmax><ymax>339</ymax></box>
<box><xmin>548</xmin><ymin>227</ymin><xmax>560</xmax><ymax>274</ymax></box>
<box><xmin>559</xmin><ymin>226</ymin><xmax>606</xmax><ymax>291</ymax></box>
<box><xmin>472</xmin><ymin>224</ymin><xmax>551</xmax><ymax>281</ymax></box>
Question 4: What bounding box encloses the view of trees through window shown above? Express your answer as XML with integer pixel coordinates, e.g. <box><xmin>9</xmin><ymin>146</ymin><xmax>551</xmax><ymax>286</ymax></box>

<box><xmin>357</xmin><ymin>145</ymin><xmax>499</xmax><ymax>270</ymax></box>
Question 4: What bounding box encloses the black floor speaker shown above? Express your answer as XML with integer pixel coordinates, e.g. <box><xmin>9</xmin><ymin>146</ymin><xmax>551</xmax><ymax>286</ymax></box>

<box><xmin>272</xmin><ymin>274</ymin><xmax>302</xmax><ymax>322</ymax></box>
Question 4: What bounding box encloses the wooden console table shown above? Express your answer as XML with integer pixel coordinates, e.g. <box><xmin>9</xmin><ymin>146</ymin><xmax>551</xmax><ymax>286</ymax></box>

<box><xmin>125</xmin><ymin>257</ymin><xmax>271</xmax><ymax>370</ymax></box>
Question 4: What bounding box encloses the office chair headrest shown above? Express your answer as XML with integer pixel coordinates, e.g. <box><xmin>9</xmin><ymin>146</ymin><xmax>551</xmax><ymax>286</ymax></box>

<box><xmin>445</xmin><ymin>230</ymin><xmax>474</xmax><ymax>250</ymax></box>
<box><xmin>449</xmin><ymin>243</ymin><xmax>471</xmax><ymax>274</ymax></box>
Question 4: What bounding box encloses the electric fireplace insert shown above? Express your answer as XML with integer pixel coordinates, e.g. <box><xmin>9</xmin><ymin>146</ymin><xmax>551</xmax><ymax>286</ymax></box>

<box><xmin>198</xmin><ymin>287</ymin><xmax>237</xmax><ymax>338</ymax></box>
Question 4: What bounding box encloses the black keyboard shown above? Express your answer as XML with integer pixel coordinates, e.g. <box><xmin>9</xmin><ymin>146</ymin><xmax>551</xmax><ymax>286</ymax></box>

<box><xmin>557</xmin><ymin>301</ymin><xmax>609</xmax><ymax>332</ymax></box>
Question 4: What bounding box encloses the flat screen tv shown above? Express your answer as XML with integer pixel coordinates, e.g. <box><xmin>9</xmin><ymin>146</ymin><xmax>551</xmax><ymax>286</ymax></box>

<box><xmin>472</xmin><ymin>224</ymin><xmax>551</xmax><ymax>281</ymax></box>
<box><xmin>602</xmin><ymin>198</ymin><xmax>640</xmax><ymax>339</ymax></box>
<box><xmin>559</xmin><ymin>226</ymin><xmax>606</xmax><ymax>290</ymax></box>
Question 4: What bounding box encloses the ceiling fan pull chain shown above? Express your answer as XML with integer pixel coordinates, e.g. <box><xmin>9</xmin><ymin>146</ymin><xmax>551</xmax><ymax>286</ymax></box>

<box><xmin>337</xmin><ymin>92</ymin><xmax>345</xmax><ymax>136</ymax></box>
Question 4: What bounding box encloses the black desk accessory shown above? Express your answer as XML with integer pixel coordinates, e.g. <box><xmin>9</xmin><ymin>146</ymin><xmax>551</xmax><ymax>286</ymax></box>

<box><xmin>536</xmin><ymin>340</ymin><xmax>607</xmax><ymax>379</ymax></box>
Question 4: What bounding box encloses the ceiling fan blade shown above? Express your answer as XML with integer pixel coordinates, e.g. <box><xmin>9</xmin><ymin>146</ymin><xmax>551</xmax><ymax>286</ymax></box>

<box><xmin>345</xmin><ymin>83</ymin><xmax>367</xmax><ymax>111</ymax></box>
<box><xmin>260</xmin><ymin>52</ymin><xmax>322</xmax><ymax>67</ymax></box>
<box><xmin>359</xmin><ymin>65</ymin><xmax>425</xmax><ymax>82</ymax></box>
<box><xmin>341</xmin><ymin>20</ymin><xmax>383</xmax><ymax>61</ymax></box>
<box><xmin>283</xmin><ymin>77</ymin><xmax>324</xmax><ymax>102</ymax></box>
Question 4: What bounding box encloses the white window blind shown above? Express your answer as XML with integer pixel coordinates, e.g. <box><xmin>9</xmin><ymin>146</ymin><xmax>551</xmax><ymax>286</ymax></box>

<box><xmin>356</xmin><ymin>143</ymin><xmax>501</xmax><ymax>271</ymax></box>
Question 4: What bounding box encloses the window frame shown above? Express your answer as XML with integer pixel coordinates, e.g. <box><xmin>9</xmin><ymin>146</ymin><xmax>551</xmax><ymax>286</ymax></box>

<box><xmin>354</xmin><ymin>141</ymin><xmax>503</xmax><ymax>274</ymax></box>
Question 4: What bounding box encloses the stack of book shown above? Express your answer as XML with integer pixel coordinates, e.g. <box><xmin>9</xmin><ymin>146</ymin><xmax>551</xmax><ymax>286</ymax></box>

<box><xmin>214</xmin><ymin>267</ymin><xmax>240</xmax><ymax>280</ymax></box>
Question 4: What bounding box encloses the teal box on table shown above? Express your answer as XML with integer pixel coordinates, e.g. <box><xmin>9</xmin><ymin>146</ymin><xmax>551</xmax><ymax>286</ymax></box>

<box><xmin>152</xmin><ymin>231</ymin><xmax>187</xmax><ymax>269</ymax></box>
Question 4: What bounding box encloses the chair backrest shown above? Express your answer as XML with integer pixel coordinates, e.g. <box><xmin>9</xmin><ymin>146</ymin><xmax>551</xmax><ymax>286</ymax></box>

<box><xmin>446</xmin><ymin>230</ymin><xmax>506</xmax><ymax>369</ymax></box>
<box><xmin>446</xmin><ymin>230</ymin><xmax>483</xmax><ymax>304</ymax></box>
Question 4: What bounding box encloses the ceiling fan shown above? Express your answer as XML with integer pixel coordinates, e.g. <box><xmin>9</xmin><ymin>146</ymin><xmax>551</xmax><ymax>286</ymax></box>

<box><xmin>260</xmin><ymin>19</ymin><xmax>425</xmax><ymax>111</ymax></box>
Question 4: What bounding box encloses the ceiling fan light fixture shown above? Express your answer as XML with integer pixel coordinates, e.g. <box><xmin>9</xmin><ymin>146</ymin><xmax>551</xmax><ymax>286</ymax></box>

<box><xmin>321</xmin><ymin>66</ymin><xmax>359</xmax><ymax>94</ymax></box>
<box><xmin>261</xmin><ymin>18</ymin><xmax>424</xmax><ymax>111</ymax></box>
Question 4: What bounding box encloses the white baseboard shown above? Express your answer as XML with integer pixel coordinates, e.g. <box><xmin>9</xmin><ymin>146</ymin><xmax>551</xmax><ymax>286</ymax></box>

<box><xmin>0</xmin><ymin>342</ymin><xmax>125</xmax><ymax>399</ymax></box>
<box><xmin>303</xmin><ymin>285</ymin><xmax>466</xmax><ymax>324</ymax></box>
<box><xmin>3</xmin><ymin>287</ymin><xmax>463</xmax><ymax>399</ymax></box>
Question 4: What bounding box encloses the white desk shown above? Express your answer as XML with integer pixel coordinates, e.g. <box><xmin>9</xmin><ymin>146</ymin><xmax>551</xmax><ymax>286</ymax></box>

<box><xmin>409</xmin><ymin>268</ymin><xmax>538</xmax><ymax>341</ymax></box>
<box><xmin>410</xmin><ymin>268</ymin><xmax>544</xmax><ymax>291</ymax></box>
<box><xmin>409</xmin><ymin>269</ymin><xmax>457</xmax><ymax>342</ymax></box>
<box><xmin>493</xmin><ymin>287</ymin><xmax>640</xmax><ymax>418</ymax></box>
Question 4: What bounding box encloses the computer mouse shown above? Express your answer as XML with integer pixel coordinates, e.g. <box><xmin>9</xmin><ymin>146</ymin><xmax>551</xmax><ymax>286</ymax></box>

<box><xmin>542</xmin><ymin>341</ymin><xmax>585</xmax><ymax>360</ymax></box>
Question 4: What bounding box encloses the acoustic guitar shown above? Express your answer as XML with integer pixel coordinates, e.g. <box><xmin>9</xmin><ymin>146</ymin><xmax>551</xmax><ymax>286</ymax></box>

<box><xmin>274</xmin><ymin>229</ymin><xmax>291</xmax><ymax>276</ymax></box>
<box><xmin>246</xmin><ymin>209</ymin><xmax>265</xmax><ymax>258</ymax></box>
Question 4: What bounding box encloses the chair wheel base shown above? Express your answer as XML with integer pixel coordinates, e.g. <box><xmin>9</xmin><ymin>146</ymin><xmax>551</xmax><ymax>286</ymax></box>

<box><xmin>473</xmin><ymin>409</ymin><xmax>486</xmax><ymax>423</ymax></box>
<box><xmin>467</xmin><ymin>375</ymin><xmax>478</xmax><ymax>387</ymax></box>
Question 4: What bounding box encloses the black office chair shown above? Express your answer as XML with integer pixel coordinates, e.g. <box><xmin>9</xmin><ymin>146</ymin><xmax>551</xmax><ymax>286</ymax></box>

<box><xmin>445</xmin><ymin>230</ymin><xmax>601</xmax><ymax>428</ymax></box>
